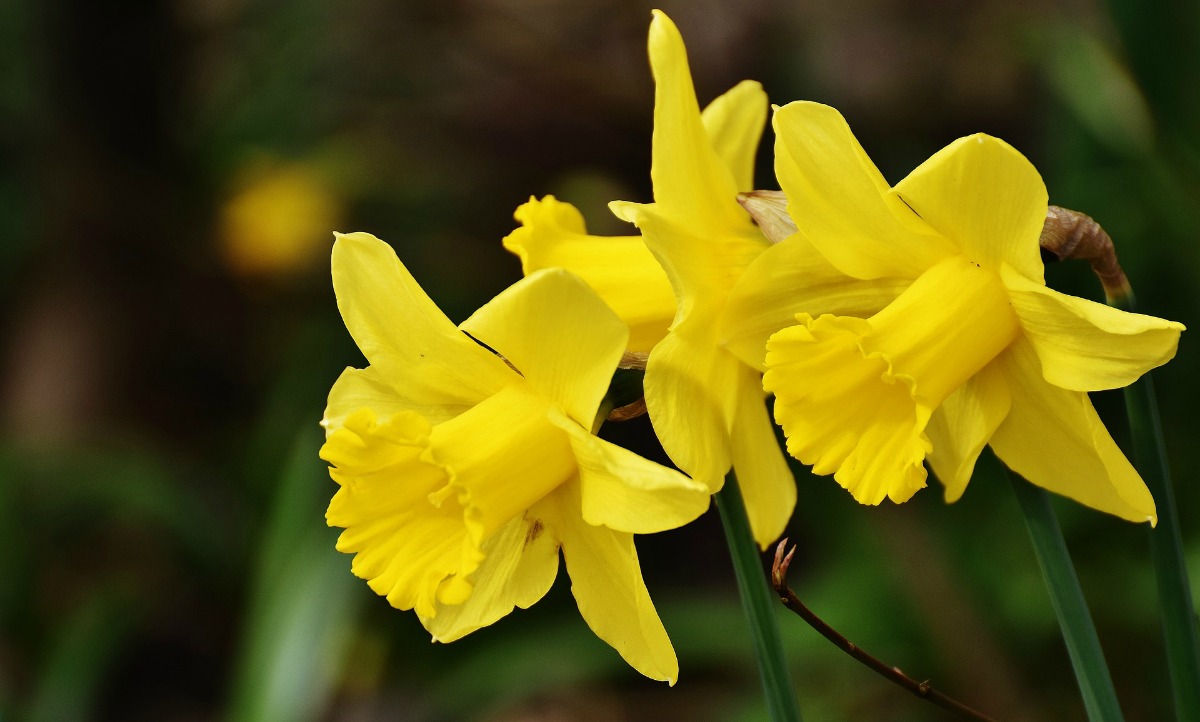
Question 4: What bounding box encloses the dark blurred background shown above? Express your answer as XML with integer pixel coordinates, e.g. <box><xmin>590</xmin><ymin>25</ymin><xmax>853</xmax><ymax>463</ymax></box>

<box><xmin>1</xmin><ymin>0</ymin><xmax>1197</xmax><ymax>720</ymax></box>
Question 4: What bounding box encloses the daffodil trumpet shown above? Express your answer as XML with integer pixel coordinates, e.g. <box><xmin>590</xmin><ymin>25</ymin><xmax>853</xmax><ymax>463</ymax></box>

<box><xmin>319</xmin><ymin>231</ymin><xmax>713</xmax><ymax>684</ymax></box>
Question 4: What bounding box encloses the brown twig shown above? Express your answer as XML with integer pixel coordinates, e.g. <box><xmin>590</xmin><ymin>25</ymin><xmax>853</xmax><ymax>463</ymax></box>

<box><xmin>771</xmin><ymin>540</ymin><xmax>997</xmax><ymax>721</ymax></box>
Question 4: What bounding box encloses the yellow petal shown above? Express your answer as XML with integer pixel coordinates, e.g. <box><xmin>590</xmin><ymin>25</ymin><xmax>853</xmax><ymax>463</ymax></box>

<box><xmin>548</xmin><ymin>409</ymin><xmax>710</xmax><ymax>534</ymax></box>
<box><xmin>643</xmin><ymin>316</ymin><xmax>742</xmax><ymax>491</ymax></box>
<box><xmin>988</xmin><ymin>338</ymin><xmax>1156</xmax><ymax>524</ymax></box>
<box><xmin>323</xmin><ymin>366</ymin><xmax>469</xmax><ymax>433</ymax></box>
<box><xmin>610</xmin><ymin>16</ymin><xmax>768</xmax><ymax>313</ymax></box>
<box><xmin>429</xmin><ymin>382</ymin><xmax>577</xmax><ymax>545</ymax></box>
<box><xmin>720</xmin><ymin>232</ymin><xmax>910</xmax><ymax>370</ymax></box>
<box><xmin>701</xmin><ymin>79</ymin><xmax>768</xmax><ymax>192</ymax></box>
<box><xmin>420</xmin><ymin>511</ymin><xmax>560</xmax><ymax>643</ymax></box>
<box><xmin>730</xmin><ymin>368</ymin><xmax>795</xmax><ymax>548</ymax></box>
<box><xmin>460</xmin><ymin>268</ymin><xmax>628</xmax><ymax>429</ymax></box>
<box><xmin>773</xmin><ymin>101</ymin><xmax>955</xmax><ymax>280</ymax></box>
<box><xmin>892</xmin><ymin>135</ymin><xmax>1046</xmax><ymax>283</ymax></box>
<box><xmin>332</xmin><ymin>232</ymin><xmax>516</xmax><ymax>409</ymax></box>
<box><xmin>642</xmin><ymin>10</ymin><xmax>743</xmax><ymax>229</ymax></box>
<box><xmin>1001</xmin><ymin>264</ymin><xmax>1184</xmax><ymax>391</ymax></box>
<box><xmin>502</xmin><ymin>197</ymin><xmax>674</xmax><ymax>353</ymax></box>
<box><xmin>537</xmin><ymin>480</ymin><xmax>679</xmax><ymax>684</ymax></box>
<box><xmin>321</xmin><ymin>409</ymin><xmax>479</xmax><ymax>618</ymax></box>
<box><xmin>610</xmin><ymin>203</ymin><xmax>766</xmax><ymax>324</ymax></box>
<box><xmin>924</xmin><ymin>363</ymin><xmax>1011</xmax><ymax>502</ymax></box>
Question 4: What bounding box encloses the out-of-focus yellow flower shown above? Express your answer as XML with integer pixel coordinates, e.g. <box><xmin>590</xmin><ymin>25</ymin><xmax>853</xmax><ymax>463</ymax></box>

<box><xmin>730</xmin><ymin>102</ymin><xmax>1183</xmax><ymax>522</ymax></box>
<box><xmin>219</xmin><ymin>162</ymin><xmax>342</xmax><ymax>277</ymax></box>
<box><xmin>505</xmin><ymin>11</ymin><xmax>794</xmax><ymax>548</ymax></box>
<box><xmin>319</xmin><ymin>232</ymin><xmax>709</xmax><ymax>683</ymax></box>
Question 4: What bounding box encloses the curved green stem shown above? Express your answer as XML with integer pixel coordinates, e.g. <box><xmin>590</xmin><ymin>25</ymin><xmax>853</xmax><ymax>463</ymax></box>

<box><xmin>1113</xmin><ymin>294</ymin><xmax>1200</xmax><ymax>721</ymax></box>
<box><xmin>715</xmin><ymin>471</ymin><xmax>803</xmax><ymax>722</ymax></box>
<box><xmin>1008</xmin><ymin>471</ymin><xmax>1125</xmax><ymax>721</ymax></box>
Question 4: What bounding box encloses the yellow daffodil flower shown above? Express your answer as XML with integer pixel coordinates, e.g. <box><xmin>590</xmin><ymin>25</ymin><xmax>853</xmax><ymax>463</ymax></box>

<box><xmin>319</xmin><ymin>232</ymin><xmax>710</xmax><ymax>682</ymax></box>
<box><xmin>505</xmin><ymin>11</ymin><xmax>794</xmax><ymax>547</ymax></box>
<box><xmin>725</xmin><ymin>102</ymin><xmax>1182</xmax><ymax>522</ymax></box>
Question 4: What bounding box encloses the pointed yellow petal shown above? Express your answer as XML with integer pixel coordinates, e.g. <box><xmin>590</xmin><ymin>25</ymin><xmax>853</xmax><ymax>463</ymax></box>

<box><xmin>609</xmin><ymin>203</ymin><xmax>766</xmax><ymax>323</ymax></box>
<box><xmin>924</xmin><ymin>363</ymin><xmax>1011</xmax><ymax>502</ymax></box>
<box><xmin>720</xmin><ymin>232</ymin><xmax>910</xmax><ymax>370</ymax></box>
<box><xmin>420</xmin><ymin>511</ymin><xmax>560</xmax><ymax>643</ymax></box>
<box><xmin>549</xmin><ymin>410</ymin><xmax>710</xmax><ymax>534</ymax></box>
<box><xmin>608</xmin><ymin>13</ymin><xmax>768</xmax><ymax>332</ymax></box>
<box><xmin>332</xmin><ymin>232</ymin><xmax>516</xmax><ymax>409</ymax></box>
<box><xmin>643</xmin><ymin>10</ymin><xmax>743</xmax><ymax>228</ymax></box>
<box><xmin>538</xmin><ymin>480</ymin><xmax>679</xmax><ymax>684</ymax></box>
<box><xmin>323</xmin><ymin>366</ymin><xmax>469</xmax><ymax>433</ymax></box>
<box><xmin>1001</xmin><ymin>264</ymin><xmax>1183</xmax><ymax>391</ymax></box>
<box><xmin>429</xmin><ymin>382</ymin><xmax>576</xmax><ymax>545</ymax></box>
<box><xmin>460</xmin><ymin>269</ymin><xmax>628</xmax><ymax>429</ymax></box>
<box><xmin>502</xmin><ymin>196</ymin><xmax>674</xmax><ymax>353</ymax></box>
<box><xmin>892</xmin><ymin>135</ymin><xmax>1046</xmax><ymax>282</ymax></box>
<box><xmin>773</xmin><ymin>102</ymin><xmax>955</xmax><ymax>280</ymax></box>
<box><xmin>321</xmin><ymin>409</ymin><xmax>479</xmax><ymax>618</ymax></box>
<box><xmin>610</xmin><ymin>14</ymin><xmax>768</xmax><ymax>317</ymax></box>
<box><xmin>643</xmin><ymin>317</ymin><xmax>742</xmax><ymax>491</ymax></box>
<box><xmin>988</xmin><ymin>338</ymin><xmax>1156</xmax><ymax>524</ymax></box>
<box><xmin>730</xmin><ymin>368</ymin><xmax>795</xmax><ymax>548</ymax></box>
<box><xmin>701</xmin><ymin>79</ymin><xmax>768</xmax><ymax>192</ymax></box>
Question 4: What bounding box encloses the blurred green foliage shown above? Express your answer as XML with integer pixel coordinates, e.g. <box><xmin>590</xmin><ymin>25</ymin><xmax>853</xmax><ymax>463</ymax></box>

<box><xmin>0</xmin><ymin>0</ymin><xmax>1196</xmax><ymax>721</ymax></box>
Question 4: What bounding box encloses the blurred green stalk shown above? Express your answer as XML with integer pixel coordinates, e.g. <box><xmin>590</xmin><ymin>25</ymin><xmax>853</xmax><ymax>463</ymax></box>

<box><xmin>226</xmin><ymin>426</ymin><xmax>362</xmax><ymax>722</ymax></box>
<box><xmin>1113</xmin><ymin>294</ymin><xmax>1200</xmax><ymax>721</ymax></box>
<box><xmin>714</xmin><ymin>471</ymin><xmax>803</xmax><ymax>722</ymax></box>
<box><xmin>1008</xmin><ymin>472</ymin><xmax>1125</xmax><ymax>722</ymax></box>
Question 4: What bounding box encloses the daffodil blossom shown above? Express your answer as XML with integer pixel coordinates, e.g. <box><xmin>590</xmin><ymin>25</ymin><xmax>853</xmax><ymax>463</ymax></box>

<box><xmin>723</xmin><ymin>102</ymin><xmax>1182</xmax><ymax>522</ymax></box>
<box><xmin>505</xmin><ymin>11</ymin><xmax>794</xmax><ymax>547</ymax></box>
<box><xmin>319</xmin><ymin>232</ymin><xmax>710</xmax><ymax>682</ymax></box>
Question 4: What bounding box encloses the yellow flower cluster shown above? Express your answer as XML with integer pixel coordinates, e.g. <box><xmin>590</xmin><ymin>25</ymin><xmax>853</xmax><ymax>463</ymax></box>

<box><xmin>319</xmin><ymin>10</ymin><xmax>1182</xmax><ymax>682</ymax></box>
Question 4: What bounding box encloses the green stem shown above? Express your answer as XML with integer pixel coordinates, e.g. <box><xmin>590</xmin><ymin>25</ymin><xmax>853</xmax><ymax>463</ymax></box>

<box><xmin>715</xmin><ymin>471</ymin><xmax>803</xmax><ymax>722</ymax></box>
<box><xmin>1113</xmin><ymin>293</ymin><xmax>1200</xmax><ymax>721</ymax></box>
<box><xmin>1008</xmin><ymin>471</ymin><xmax>1125</xmax><ymax>722</ymax></box>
